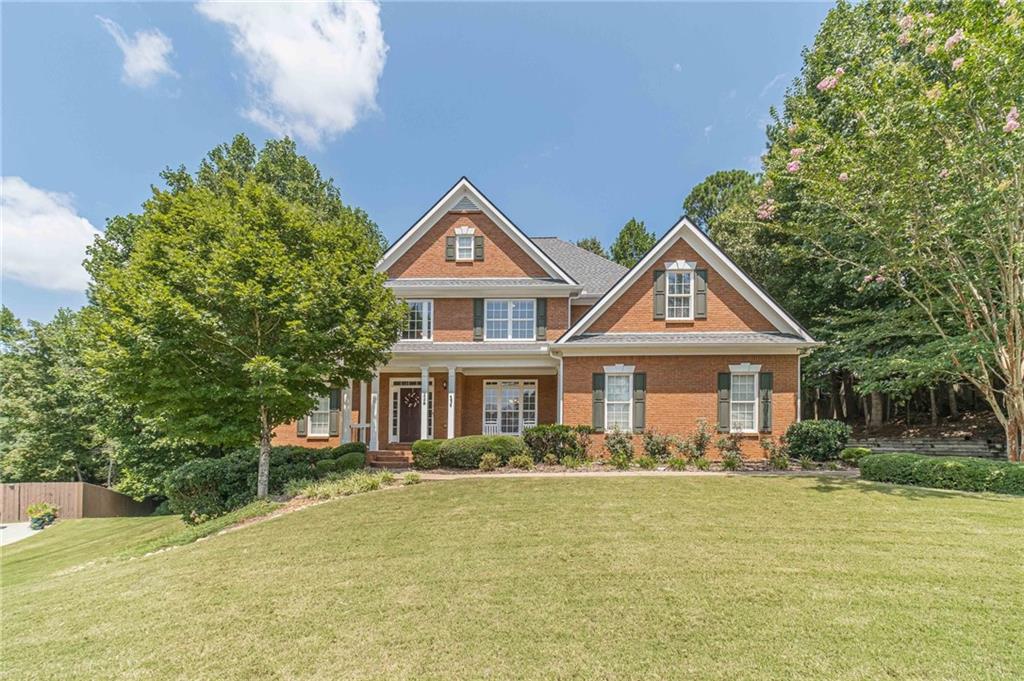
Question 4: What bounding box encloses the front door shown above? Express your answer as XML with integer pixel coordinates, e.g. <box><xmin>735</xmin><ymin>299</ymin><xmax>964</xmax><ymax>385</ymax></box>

<box><xmin>399</xmin><ymin>388</ymin><xmax>422</xmax><ymax>442</ymax></box>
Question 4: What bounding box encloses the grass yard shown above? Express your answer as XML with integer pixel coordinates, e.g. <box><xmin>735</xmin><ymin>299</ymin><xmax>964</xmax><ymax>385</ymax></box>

<box><xmin>3</xmin><ymin>476</ymin><xmax>1023</xmax><ymax>680</ymax></box>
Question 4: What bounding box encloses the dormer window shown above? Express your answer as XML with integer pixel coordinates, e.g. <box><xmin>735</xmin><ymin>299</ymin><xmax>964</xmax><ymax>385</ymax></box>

<box><xmin>456</xmin><ymin>234</ymin><xmax>474</xmax><ymax>261</ymax></box>
<box><xmin>666</xmin><ymin>271</ymin><xmax>694</xmax><ymax>320</ymax></box>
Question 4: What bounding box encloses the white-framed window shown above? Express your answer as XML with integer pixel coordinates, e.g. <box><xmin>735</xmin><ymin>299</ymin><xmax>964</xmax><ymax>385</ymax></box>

<box><xmin>666</xmin><ymin>271</ymin><xmax>694</xmax><ymax>320</ymax></box>
<box><xmin>484</xmin><ymin>299</ymin><xmax>535</xmax><ymax>340</ymax></box>
<box><xmin>456</xmin><ymin>235</ymin><xmax>474</xmax><ymax>261</ymax></box>
<box><xmin>605</xmin><ymin>374</ymin><xmax>633</xmax><ymax>432</ymax></box>
<box><xmin>308</xmin><ymin>395</ymin><xmax>332</xmax><ymax>437</ymax></box>
<box><xmin>400</xmin><ymin>300</ymin><xmax>433</xmax><ymax>340</ymax></box>
<box><xmin>483</xmin><ymin>380</ymin><xmax>537</xmax><ymax>435</ymax></box>
<box><xmin>730</xmin><ymin>373</ymin><xmax>758</xmax><ymax>433</ymax></box>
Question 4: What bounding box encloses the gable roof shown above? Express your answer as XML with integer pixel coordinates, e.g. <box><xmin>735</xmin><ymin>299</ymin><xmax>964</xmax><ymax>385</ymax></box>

<box><xmin>377</xmin><ymin>177</ymin><xmax>578</xmax><ymax>285</ymax></box>
<box><xmin>531</xmin><ymin>237</ymin><xmax>627</xmax><ymax>297</ymax></box>
<box><xmin>556</xmin><ymin>216</ymin><xmax>815</xmax><ymax>344</ymax></box>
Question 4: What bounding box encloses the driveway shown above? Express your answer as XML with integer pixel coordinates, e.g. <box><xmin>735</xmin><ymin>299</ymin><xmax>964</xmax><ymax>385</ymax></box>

<box><xmin>0</xmin><ymin>522</ymin><xmax>38</xmax><ymax>546</ymax></box>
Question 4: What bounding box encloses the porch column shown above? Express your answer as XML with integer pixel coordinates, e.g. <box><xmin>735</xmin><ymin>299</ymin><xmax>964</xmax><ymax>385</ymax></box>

<box><xmin>420</xmin><ymin>366</ymin><xmax>430</xmax><ymax>440</ymax></box>
<box><xmin>447</xmin><ymin>366</ymin><xmax>456</xmax><ymax>439</ymax></box>
<box><xmin>369</xmin><ymin>374</ymin><xmax>380</xmax><ymax>451</ymax></box>
<box><xmin>359</xmin><ymin>381</ymin><xmax>368</xmax><ymax>444</ymax></box>
<box><xmin>340</xmin><ymin>384</ymin><xmax>352</xmax><ymax>443</ymax></box>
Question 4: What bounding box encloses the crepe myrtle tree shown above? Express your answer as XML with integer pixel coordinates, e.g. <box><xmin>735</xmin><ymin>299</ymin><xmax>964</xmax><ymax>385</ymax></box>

<box><xmin>760</xmin><ymin>1</ymin><xmax>1024</xmax><ymax>459</ymax></box>
<box><xmin>86</xmin><ymin>135</ymin><xmax>404</xmax><ymax>496</ymax></box>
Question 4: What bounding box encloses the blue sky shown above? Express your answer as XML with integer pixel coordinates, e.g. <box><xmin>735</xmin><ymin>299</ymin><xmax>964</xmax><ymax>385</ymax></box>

<box><xmin>2</xmin><ymin>2</ymin><xmax>830</xmax><ymax>323</ymax></box>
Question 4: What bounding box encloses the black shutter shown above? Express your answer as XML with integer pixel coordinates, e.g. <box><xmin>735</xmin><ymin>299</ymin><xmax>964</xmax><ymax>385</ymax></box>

<box><xmin>695</xmin><ymin>269</ymin><xmax>708</xmax><ymax>319</ymax></box>
<box><xmin>445</xmin><ymin>237</ymin><xmax>456</xmax><ymax>261</ymax></box>
<box><xmin>473</xmin><ymin>299</ymin><xmax>484</xmax><ymax>341</ymax></box>
<box><xmin>759</xmin><ymin>373</ymin><xmax>773</xmax><ymax>433</ymax></box>
<box><xmin>632</xmin><ymin>373</ymin><xmax>646</xmax><ymax>432</ymax></box>
<box><xmin>474</xmin><ymin>235</ymin><xmax>484</xmax><ymax>261</ymax></box>
<box><xmin>653</xmin><ymin>270</ymin><xmax>666</xmax><ymax>320</ymax></box>
<box><xmin>717</xmin><ymin>372</ymin><xmax>731</xmax><ymax>433</ymax></box>
<box><xmin>592</xmin><ymin>373</ymin><xmax>605</xmax><ymax>432</ymax></box>
<box><xmin>329</xmin><ymin>388</ymin><xmax>340</xmax><ymax>436</ymax></box>
<box><xmin>536</xmin><ymin>298</ymin><xmax>547</xmax><ymax>340</ymax></box>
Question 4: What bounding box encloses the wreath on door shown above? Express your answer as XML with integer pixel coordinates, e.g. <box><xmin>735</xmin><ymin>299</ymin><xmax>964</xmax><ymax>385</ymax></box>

<box><xmin>403</xmin><ymin>392</ymin><xmax>421</xmax><ymax>409</ymax></box>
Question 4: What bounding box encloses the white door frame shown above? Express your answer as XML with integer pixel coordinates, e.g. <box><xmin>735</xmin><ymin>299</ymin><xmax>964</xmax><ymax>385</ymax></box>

<box><xmin>389</xmin><ymin>378</ymin><xmax>434</xmax><ymax>442</ymax></box>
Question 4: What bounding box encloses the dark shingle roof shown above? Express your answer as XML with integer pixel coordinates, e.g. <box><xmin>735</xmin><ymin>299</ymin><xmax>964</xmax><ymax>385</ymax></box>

<box><xmin>530</xmin><ymin>238</ymin><xmax>626</xmax><ymax>296</ymax></box>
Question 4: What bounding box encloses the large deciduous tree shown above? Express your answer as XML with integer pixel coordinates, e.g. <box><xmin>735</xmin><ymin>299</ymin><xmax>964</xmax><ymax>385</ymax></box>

<box><xmin>683</xmin><ymin>169</ymin><xmax>757</xmax><ymax>233</ymax></box>
<box><xmin>760</xmin><ymin>1</ymin><xmax>1024</xmax><ymax>459</ymax></box>
<box><xmin>86</xmin><ymin>135</ymin><xmax>404</xmax><ymax>495</ymax></box>
<box><xmin>610</xmin><ymin>218</ymin><xmax>657</xmax><ymax>268</ymax></box>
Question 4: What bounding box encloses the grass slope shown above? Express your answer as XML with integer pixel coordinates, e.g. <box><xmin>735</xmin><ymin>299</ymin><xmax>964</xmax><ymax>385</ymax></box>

<box><xmin>3</xmin><ymin>476</ymin><xmax>1024</xmax><ymax>680</ymax></box>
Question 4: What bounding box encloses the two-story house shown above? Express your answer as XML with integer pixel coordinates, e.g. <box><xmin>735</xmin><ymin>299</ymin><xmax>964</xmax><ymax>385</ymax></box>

<box><xmin>274</xmin><ymin>177</ymin><xmax>818</xmax><ymax>463</ymax></box>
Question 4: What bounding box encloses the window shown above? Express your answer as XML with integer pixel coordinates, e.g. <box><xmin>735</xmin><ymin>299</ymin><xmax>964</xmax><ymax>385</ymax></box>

<box><xmin>666</xmin><ymin>271</ymin><xmax>693</xmax><ymax>320</ymax></box>
<box><xmin>483</xmin><ymin>380</ymin><xmax>537</xmax><ymax>435</ymax></box>
<box><xmin>308</xmin><ymin>395</ymin><xmax>331</xmax><ymax>437</ymax></box>
<box><xmin>484</xmin><ymin>299</ymin><xmax>535</xmax><ymax>340</ymax></box>
<box><xmin>400</xmin><ymin>300</ymin><xmax>433</xmax><ymax>340</ymax></box>
<box><xmin>730</xmin><ymin>373</ymin><xmax>757</xmax><ymax>433</ymax></box>
<box><xmin>605</xmin><ymin>374</ymin><xmax>632</xmax><ymax>432</ymax></box>
<box><xmin>456</xmin><ymin>235</ymin><xmax>474</xmax><ymax>261</ymax></box>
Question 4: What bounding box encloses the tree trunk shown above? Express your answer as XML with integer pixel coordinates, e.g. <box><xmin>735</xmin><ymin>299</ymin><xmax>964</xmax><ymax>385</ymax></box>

<box><xmin>257</xmin><ymin>408</ymin><xmax>272</xmax><ymax>498</ymax></box>
<box><xmin>830</xmin><ymin>375</ymin><xmax>844</xmax><ymax>420</ymax></box>
<box><xmin>843</xmin><ymin>373</ymin><xmax>858</xmax><ymax>422</ymax></box>
<box><xmin>862</xmin><ymin>396</ymin><xmax>870</xmax><ymax>428</ymax></box>
<box><xmin>868</xmin><ymin>391</ymin><xmax>884</xmax><ymax>430</ymax></box>
<box><xmin>813</xmin><ymin>388</ymin><xmax>820</xmax><ymax>420</ymax></box>
<box><xmin>929</xmin><ymin>388</ymin><xmax>939</xmax><ymax>426</ymax></box>
<box><xmin>947</xmin><ymin>384</ymin><xmax>960</xmax><ymax>419</ymax></box>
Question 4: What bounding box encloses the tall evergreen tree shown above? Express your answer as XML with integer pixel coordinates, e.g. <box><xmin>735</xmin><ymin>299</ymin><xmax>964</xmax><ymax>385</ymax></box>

<box><xmin>609</xmin><ymin>218</ymin><xmax>657</xmax><ymax>268</ymax></box>
<box><xmin>575</xmin><ymin>237</ymin><xmax>608</xmax><ymax>259</ymax></box>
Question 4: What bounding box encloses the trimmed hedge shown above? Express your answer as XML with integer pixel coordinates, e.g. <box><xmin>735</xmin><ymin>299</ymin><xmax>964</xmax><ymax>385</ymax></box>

<box><xmin>412</xmin><ymin>435</ymin><xmax>527</xmax><ymax>469</ymax></box>
<box><xmin>860</xmin><ymin>453</ymin><xmax>1024</xmax><ymax>495</ymax></box>
<box><xmin>840</xmin><ymin>447</ymin><xmax>873</xmax><ymax>466</ymax></box>
<box><xmin>784</xmin><ymin>420</ymin><xmax>851</xmax><ymax>461</ymax></box>
<box><xmin>522</xmin><ymin>425</ymin><xmax>593</xmax><ymax>463</ymax></box>
<box><xmin>165</xmin><ymin>442</ymin><xmax>368</xmax><ymax>522</ymax></box>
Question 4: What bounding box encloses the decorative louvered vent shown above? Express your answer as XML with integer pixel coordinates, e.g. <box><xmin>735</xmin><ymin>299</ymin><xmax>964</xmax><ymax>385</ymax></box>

<box><xmin>452</xmin><ymin>195</ymin><xmax>480</xmax><ymax>212</ymax></box>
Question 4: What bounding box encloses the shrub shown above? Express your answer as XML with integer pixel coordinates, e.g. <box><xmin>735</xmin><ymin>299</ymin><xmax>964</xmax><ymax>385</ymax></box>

<box><xmin>604</xmin><ymin>430</ymin><xmax>634</xmax><ymax>461</ymax></box>
<box><xmin>26</xmin><ymin>502</ymin><xmax>58</xmax><ymax>530</ymax></box>
<box><xmin>522</xmin><ymin>424</ymin><xmax>591</xmax><ymax>463</ymax></box>
<box><xmin>542</xmin><ymin>452</ymin><xmax>559</xmax><ymax>466</ymax></box>
<box><xmin>667</xmin><ymin>457</ymin><xmax>688</xmax><ymax>471</ymax></box>
<box><xmin>635</xmin><ymin>455</ymin><xmax>657</xmax><ymax>470</ymax></box>
<box><xmin>642</xmin><ymin>430</ymin><xmax>673</xmax><ymax>461</ymax></box>
<box><xmin>315</xmin><ymin>459</ymin><xmax>340</xmax><ymax>476</ymax></box>
<box><xmin>799</xmin><ymin>455</ymin><xmax>815</xmax><ymax>470</ymax></box>
<box><xmin>716</xmin><ymin>434</ymin><xmax>742</xmax><ymax>461</ymax></box>
<box><xmin>721</xmin><ymin>451</ymin><xmax>741</xmax><ymax>471</ymax></box>
<box><xmin>479</xmin><ymin>452</ymin><xmax>501</xmax><ymax>471</ymax></box>
<box><xmin>333</xmin><ymin>442</ymin><xmax>368</xmax><ymax>456</ymax></box>
<box><xmin>562</xmin><ymin>455</ymin><xmax>584</xmax><ymax>469</ymax></box>
<box><xmin>411</xmin><ymin>439</ymin><xmax>442</xmax><ymax>469</ymax></box>
<box><xmin>690</xmin><ymin>418</ymin><xmax>714</xmax><ymax>459</ymax></box>
<box><xmin>761</xmin><ymin>438</ymin><xmax>790</xmax><ymax>470</ymax></box>
<box><xmin>295</xmin><ymin>470</ymin><xmax>396</xmax><ymax>500</ymax></box>
<box><xmin>507</xmin><ymin>454</ymin><xmax>535</xmax><ymax>470</ymax></box>
<box><xmin>435</xmin><ymin>435</ymin><xmax>526</xmax><ymax>469</ymax></box>
<box><xmin>609</xmin><ymin>452</ymin><xmax>631</xmax><ymax>470</ymax></box>
<box><xmin>784</xmin><ymin>420</ymin><xmax>851</xmax><ymax>461</ymax></box>
<box><xmin>403</xmin><ymin>472</ymin><xmax>422</xmax><ymax>486</ymax></box>
<box><xmin>860</xmin><ymin>453</ymin><xmax>1024</xmax><ymax>495</ymax></box>
<box><xmin>840</xmin><ymin>447</ymin><xmax>873</xmax><ymax>466</ymax></box>
<box><xmin>337</xmin><ymin>451</ymin><xmax>366</xmax><ymax>470</ymax></box>
<box><xmin>693</xmin><ymin>457</ymin><xmax>710</xmax><ymax>471</ymax></box>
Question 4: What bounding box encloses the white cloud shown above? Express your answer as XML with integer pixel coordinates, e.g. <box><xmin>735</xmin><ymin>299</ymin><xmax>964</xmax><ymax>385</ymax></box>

<box><xmin>197</xmin><ymin>1</ymin><xmax>387</xmax><ymax>148</ymax></box>
<box><xmin>703</xmin><ymin>124</ymin><xmax>714</xmax><ymax>139</ymax></box>
<box><xmin>97</xmin><ymin>16</ymin><xmax>178</xmax><ymax>88</ymax></box>
<box><xmin>672</xmin><ymin>63</ymin><xmax>682</xmax><ymax>72</ymax></box>
<box><xmin>760</xmin><ymin>72</ymin><xmax>787</xmax><ymax>97</ymax></box>
<box><xmin>1</xmin><ymin>177</ymin><xmax>101</xmax><ymax>291</ymax></box>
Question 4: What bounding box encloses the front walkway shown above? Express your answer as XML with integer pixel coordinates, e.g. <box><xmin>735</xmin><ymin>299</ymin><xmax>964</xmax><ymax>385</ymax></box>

<box><xmin>1</xmin><ymin>522</ymin><xmax>38</xmax><ymax>546</ymax></box>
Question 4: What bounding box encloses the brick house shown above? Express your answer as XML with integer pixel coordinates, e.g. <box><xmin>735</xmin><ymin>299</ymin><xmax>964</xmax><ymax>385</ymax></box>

<box><xmin>274</xmin><ymin>177</ymin><xmax>818</xmax><ymax>463</ymax></box>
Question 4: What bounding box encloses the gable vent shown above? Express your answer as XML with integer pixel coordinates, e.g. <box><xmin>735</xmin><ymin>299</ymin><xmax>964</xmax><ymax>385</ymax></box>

<box><xmin>451</xmin><ymin>195</ymin><xmax>480</xmax><ymax>212</ymax></box>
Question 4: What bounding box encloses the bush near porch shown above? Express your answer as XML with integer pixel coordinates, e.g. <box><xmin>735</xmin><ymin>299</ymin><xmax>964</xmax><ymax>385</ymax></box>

<box><xmin>522</xmin><ymin>424</ymin><xmax>594</xmax><ymax>463</ymax></box>
<box><xmin>411</xmin><ymin>435</ymin><xmax>527</xmax><ymax>469</ymax></box>
<box><xmin>165</xmin><ymin>442</ymin><xmax>367</xmax><ymax>522</ymax></box>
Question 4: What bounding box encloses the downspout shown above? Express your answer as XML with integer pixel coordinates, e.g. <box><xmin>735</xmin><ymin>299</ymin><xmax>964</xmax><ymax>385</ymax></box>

<box><xmin>555</xmin><ymin>351</ymin><xmax>564</xmax><ymax>424</ymax></box>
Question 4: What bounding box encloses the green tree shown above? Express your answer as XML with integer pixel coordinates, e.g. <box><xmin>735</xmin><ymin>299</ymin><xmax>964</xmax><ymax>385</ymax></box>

<box><xmin>0</xmin><ymin>308</ymin><xmax>108</xmax><ymax>482</ymax></box>
<box><xmin>86</xmin><ymin>135</ymin><xmax>404</xmax><ymax>496</ymax></box>
<box><xmin>683</xmin><ymin>169</ymin><xmax>757</xmax><ymax>232</ymax></box>
<box><xmin>761</xmin><ymin>1</ymin><xmax>1024</xmax><ymax>458</ymax></box>
<box><xmin>575</xmin><ymin>237</ymin><xmax>608</xmax><ymax>259</ymax></box>
<box><xmin>610</xmin><ymin>218</ymin><xmax>657</xmax><ymax>268</ymax></box>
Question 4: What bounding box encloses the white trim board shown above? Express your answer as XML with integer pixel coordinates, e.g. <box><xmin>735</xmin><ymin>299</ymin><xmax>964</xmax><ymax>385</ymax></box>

<box><xmin>377</xmin><ymin>177</ymin><xmax>578</xmax><ymax>285</ymax></box>
<box><xmin>556</xmin><ymin>216</ymin><xmax>814</xmax><ymax>344</ymax></box>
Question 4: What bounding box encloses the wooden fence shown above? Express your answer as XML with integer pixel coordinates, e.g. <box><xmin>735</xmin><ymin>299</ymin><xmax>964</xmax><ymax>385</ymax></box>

<box><xmin>0</xmin><ymin>482</ymin><xmax>156</xmax><ymax>523</ymax></box>
<box><xmin>849</xmin><ymin>437</ymin><xmax>1005</xmax><ymax>460</ymax></box>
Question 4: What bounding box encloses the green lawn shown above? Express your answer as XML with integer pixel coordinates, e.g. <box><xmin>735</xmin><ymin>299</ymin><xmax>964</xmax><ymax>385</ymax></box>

<box><xmin>3</xmin><ymin>476</ymin><xmax>1023</xmax><ymax>680</ymax></box>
